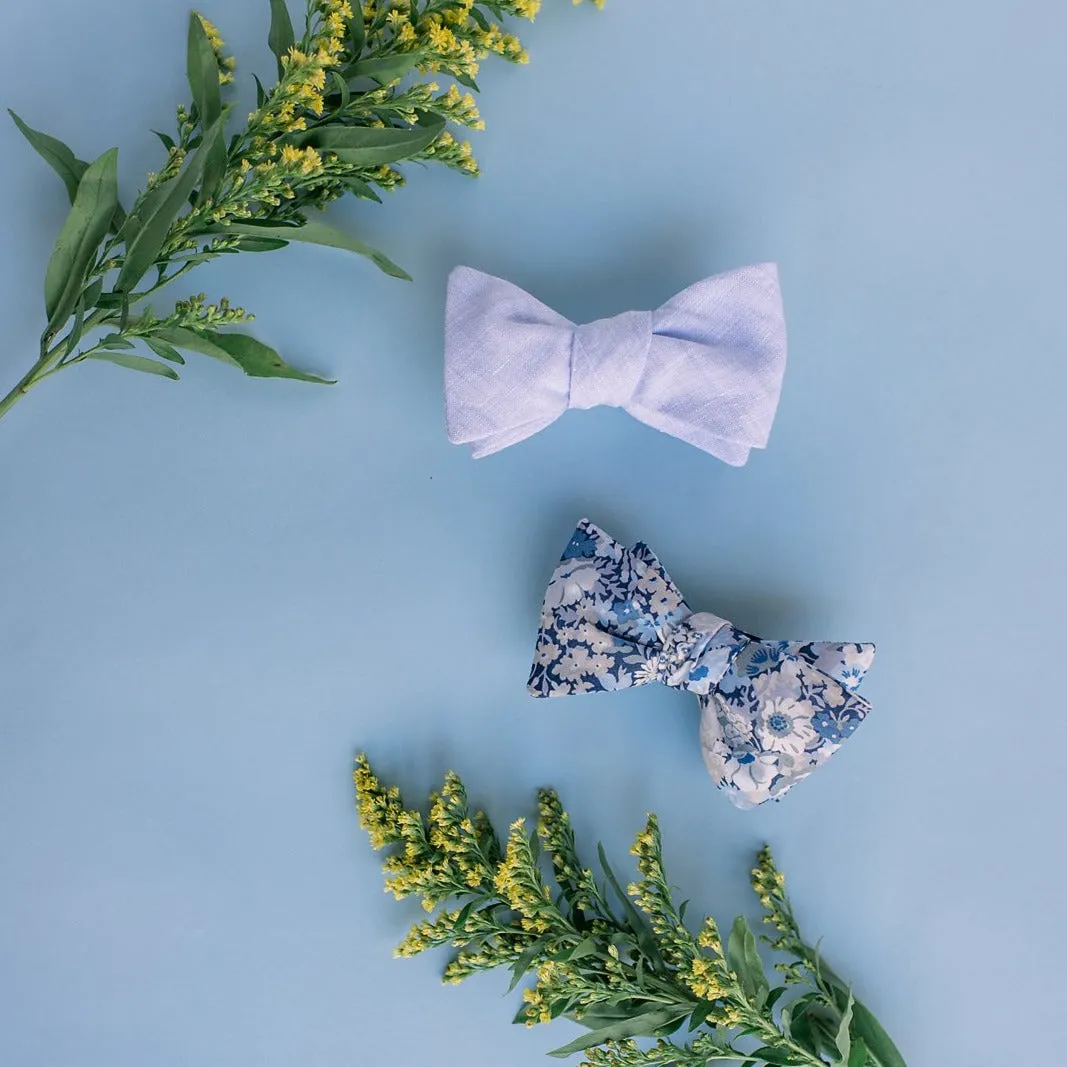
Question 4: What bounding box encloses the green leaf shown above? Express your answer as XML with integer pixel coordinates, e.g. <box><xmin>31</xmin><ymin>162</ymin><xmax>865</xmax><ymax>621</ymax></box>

<box><xmin>202</xmin><ymin>331</ymin><xmax>334</xmax><ymax>383</ymax></box>
<box><xmin>116</xmin><ymin>111</ymin><xmax>228</xmax><ymax>292</ymax></box>
<box><xmin>850</xmin><ymin>1003</ymin><xmax>906</xmax><ymax>1067</ymax></box>
<box><xmin>253</xmin><ymin>73</ymin><xmax>268</xmax><ymax>109</ymax></box>
<box><xmin>98</xmin><ymin>333</ymin><xmax>135</xmax><ymax>350</ymax></box>
<box><xmin>596</xmin><ymin>843</ymin><xmax>665</xmax><ymax>972</ymax></box>
<box><xmin>299</xmin><ymin>112</ymin><xmax>444</xmax><ymax>166</ymax></box>
<box><xmin>8</xmin><ymin>109</ymin><xmax>86</xmax><ymax>203</ymax></box>
<box><xmin>339</xmin><ymin>175</ymin><xmax>382</xmax><ymax>203</ymax></box>
<box><xmin>506</xmin><ymin>939</ymin><xmax>548</xmax><ymax>994</ymax></box>
<box><xmin>343</xmin><ymin>52</ymin><xmax>418</xmax><ymax>86</ymax></box>
<box><xmin>454</xmin><ymin>71</ymin><xmax>481</xmax><ymax>92</ymax></box>
<box><xmin>187</xmin><ymin>13</ymin><xmax>221</xmax><ymax>127</ymax></box>
<box><xmin>346</xmin><ymin>0</ymin><xmax>365</xmax><ymax>54</ymax></box>
<box><xmin>152</xmin><ymin>130</ymin><xmax>176</xmax><ymax>151</ymax></box>
<box><xmin>86</xmin><ymin>350</ymin><xmax>180</xmax><ymax>379</ymax></box>
<box><xmin>210</xmin><ymin>219</ymin><xmax>411</xmax><ymax>280</ymax></box>
<box><xmin>43</xmin><ymin>147</ymin><xmax>118</xmax><ymax>333</ymax></box>
<box><xmin>833</xmin><ymin>992</ymin><xmax>854</xmax><ymax>1065</ymax></box>
<box><xmin>267</xmin><ymin>0</ymin><xmax>296</xmax><ymax>78</ymax></box>
<box><xmin>749</xmin><ymin>1047</ymin><xmax>796</xmax><ymax>1066</ymax></box>
<box><xmin>143</xmin><ymin>337</ymin><xmax>185</xmax><ymax>364</ymax></box>
<box><xmin>726</xmin><ymin>917</ymin><xmax>769</xmax><ymax>1006</ymax></box>
<box><xmin>152</xmin><ymin>326</ymin><xmax>241</xmax><ymax>368</ymax></box>
<box><xmin>187</xmin><ymin>13</ymin><xmax>226</xmax><ymax>198</ymax></box>
<box><xmin>848</xmin><ymin>1038</ymin><xmax>870</xmax><ymax>1067</ymax></box>
<box><xmin>547</xmin><ymin>1010</ymin><xmax>687</xmax><ymax>1058</ymax></box>
<box><xmin>235</xmin><ymin>236</ymin><xmax>290</xmax><ymax>252</ymax></box>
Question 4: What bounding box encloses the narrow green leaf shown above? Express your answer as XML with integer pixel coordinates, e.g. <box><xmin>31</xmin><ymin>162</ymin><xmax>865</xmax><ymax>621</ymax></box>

<box><xmin>343</xmin><ymin>52</ymin><xmax>418</xmax><ymax>86</ymax></box>
<box><xmin>202</xmin><ymin>331</ymin><xmax>334</xmax><ymax>383</ymax></box>
<box><xmin>327</xmin><ymin>68</ymin><xmax>351</xmax><ymax>112</ymax></box>
<box><xmin>86</xmin><ymin>350</ymin><xmax>180</xmax><ymax>379</ymax></box>
<box><xmin>268</xmin><ymin>0</ymin><xmax>296</xmax><ymax>78</ymax></box>
<box><xmin>834</xmin><ymin>992</ymin><xmax>854</xmax><ymax>1065</ymax></box>
<box><xmin>253</xmin><ymin>73</ymin><xmax>268</xmax><ymax>109</ymax></box>
<box><xmin>547</xmin><ymin>1010</ymin><xmax>687</xmax><ymax>1058</ymax></box>
<box><xmin>98</xmin><ymin>333</ymin><xmax>135</xmax><ymax>350</ymax></box>
<box><xmin>850</xmin><ymin>1003</ymin><xmax>906</xmax><ymax>1067</ymax></box>
<box><xmin>298</xmin><ymin>112</ymin><xmax>444</xmax><ymax>165</ymax></box>
<box><xmin>152</xmin><ymin>130</ymin><xmax>176</xmax><ymax>151</ymax></box>
<box><xmin>187</xmin><ymin>13</ymin><xmax>226</xmax><ymax>198</ymax></box>
<box><xmin>117</xmin><ymin>111</ymin><xmax>227</xmax><ymax>291</ymax></box>
<box><xmin>468</xmin><ymin>7</ymin><xmax>490</xmax><ymax>32</ymax></box>
<box><xmin>765</xmin><ymin>986</ymin><xmax>788</xmax><ymax>1013</ymax></box>
<box><xmin>210</xmin><ymin>219</ymin><xmax>411</xmax><ymax>280</ymax></box>
<box><xmin>152</xmin><ymin>326</ymin><xmax>241</xmax><ymax>368</ymax></box>
<box><xmin>848</xmin><ymin>1037</ymin><xmax>870</xmax><ymax>1067</ymax></box>
<box><xmin>346</xmin><ymin>0</ymin><xmax>365</xmax><ymax>54</ymax></box>
<box><xmin>749</xmin><ymin>1047</ymin><xmax>796</xmax><ymax>1066</ymax></box>
<box><xmin>726</xmin><ymin>917</ymin><xmax>769</xmax><ymax>1006</ymax></box>
<box><xmin>235</xmin><ymin>236</ymin><xmax>290</xmax><ymax>252</ymax></box>
<box><xmin>63</xmin><ymin>299</ymin><xmax>86</xmax><ymax>357</ymax></box>
<box><xmin>454</xmin><ymin>71</ymin><xmax>480</xmax><ymax>92</ymax></box>
<box><xmin>8</xmin><ymin>109</ymin><xmax>86</xmax><ymax>202</ymax></box>
<box><xmin>597</xmin><ymin>843</ymin><xmax>665</xmax><ymax>972</ymax></box>
<box><xmin>187</xmin><ymin>14</ymin><xmax>221</xmax><ymax>127</ymax></box>
<box><xmin>506</xmin><ymin>939</ymin><xmax>547</xmax><ymax>994</ymax></box>
<box><xmin>143</xmin><ymin>337</ymin><xmax>185</xmax><ymax>364</ymax></box>
<box><xmin>43</xmin><ymin>147</ymin><xmax>118</xmax><ymax>333</ymax></box>
<box><xmin>339</xmin><ymin>176</ymin><xmax>382</xmax><ymax>202</ymax></box>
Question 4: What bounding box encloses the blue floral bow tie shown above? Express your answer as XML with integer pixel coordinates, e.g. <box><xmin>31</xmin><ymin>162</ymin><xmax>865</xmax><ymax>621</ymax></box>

<box><xmin>445</xmin><ymin>264</ymin><xmax>787</xmax><ymax>464</ymax></box>
<box><xmin>528</xmin><ymin>520</ymin><xmax>876</xmax><ymax>809</ymax></box>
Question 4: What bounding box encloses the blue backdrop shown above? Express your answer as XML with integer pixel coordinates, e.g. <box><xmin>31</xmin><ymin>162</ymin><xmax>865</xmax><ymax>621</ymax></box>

<box><xmin>1</xmin><ymin>2</ymin><xmax>1064</xmax><ymax>1065</ymax></box>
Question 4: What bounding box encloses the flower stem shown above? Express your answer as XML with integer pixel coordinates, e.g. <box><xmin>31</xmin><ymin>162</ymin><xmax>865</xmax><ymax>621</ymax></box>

<box><xmin>0</xmin><ymin>349</ymin><xmax>57</xmax><ymax>423</ymax></box>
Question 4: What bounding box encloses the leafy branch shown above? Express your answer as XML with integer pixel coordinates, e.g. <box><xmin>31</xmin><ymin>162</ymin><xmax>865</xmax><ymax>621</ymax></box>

<box><xmin>354</xmin><ymin>755</ymin><xmax>908</xmax><ymax>1067</ymax></box>
<box><xmin>2</xmin><ymin>0</ymin><xmax>599</xmax><ymax>424</ymax></box>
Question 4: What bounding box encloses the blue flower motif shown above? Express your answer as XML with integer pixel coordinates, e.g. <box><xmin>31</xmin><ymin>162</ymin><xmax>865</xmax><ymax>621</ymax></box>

<box><xmin>688</xmin><ymin>665</ymin><xmax>710</xmax><ymax>682</ymax></box>
<box><xmin>812</xmin><ymin>707</ymin><xmax>862</xmax><ymax>743</ymax></box>
<box><xmin>562</xmin><ymin>528</ymin><xmax>597</xmax><ymax>559</ymax></box>
<box><xmin>611</xmin><ymin>598</ymin><xmax>639</xmax><ymax>622</ymax></box>
<box><xmin>746</xmin><ymin>643</ymin><xmax>784</xmax><ymax>676</ymax></box>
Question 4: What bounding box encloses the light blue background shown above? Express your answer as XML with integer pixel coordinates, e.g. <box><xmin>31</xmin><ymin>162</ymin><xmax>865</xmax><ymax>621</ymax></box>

<box><xmin>1</xmin><ymin>2</ymin><xmax>1064</xmax><ymax>1064</ymax></box>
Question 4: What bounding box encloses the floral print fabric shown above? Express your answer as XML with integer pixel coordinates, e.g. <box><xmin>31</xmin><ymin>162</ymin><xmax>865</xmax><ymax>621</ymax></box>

<box><xmin>528</xmin><ymin>519</ymin><xmax>876</xmax><ymax>809</ymax></box>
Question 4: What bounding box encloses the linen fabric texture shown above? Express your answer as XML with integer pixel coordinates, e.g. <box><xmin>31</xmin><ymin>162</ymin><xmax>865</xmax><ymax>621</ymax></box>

<box><xmin>528</xmin><ymin>520</ymin><xmax>876</xmax><ymax>809</ymax></box>
<box><xmin>444</xmin><ymin>264</ymin><xmax>788</xmax><ymax>464</ymax></box>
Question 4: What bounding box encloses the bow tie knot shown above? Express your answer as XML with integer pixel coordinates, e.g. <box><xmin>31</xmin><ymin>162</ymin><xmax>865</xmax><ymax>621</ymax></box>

<box><xmin>570</xmin><ymin>310</ymin><xmax>652</xmax><ymax>410</ymax></box>
<box><xmin>654</xmin><ymin>612</ymin><xmax>744</xmax><ymax>693</ymax></box>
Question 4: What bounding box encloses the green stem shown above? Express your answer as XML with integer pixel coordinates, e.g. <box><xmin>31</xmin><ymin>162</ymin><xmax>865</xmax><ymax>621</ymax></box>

<box><xmin>0</xmin><ymin>349</ymin><xmax>55</xmax><ymax>422</ymax></box>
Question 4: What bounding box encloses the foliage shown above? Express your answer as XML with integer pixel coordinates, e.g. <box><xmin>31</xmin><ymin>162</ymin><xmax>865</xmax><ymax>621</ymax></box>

<box><xmin>1</xmin><ymin>0</ymin><xmax>602</xmax><ymax>423</ymax></box>
<box><xmin>354</xmin><ymin>755</ymin><xmax>907</xmax><ymax>1067</ymax></box>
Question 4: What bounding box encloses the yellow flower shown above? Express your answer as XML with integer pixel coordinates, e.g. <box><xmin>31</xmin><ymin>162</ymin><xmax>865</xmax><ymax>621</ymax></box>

<box><xmin>195</xmin><ymin>13</ymin><xmax>224</xmax><ymax>52</ymax></box>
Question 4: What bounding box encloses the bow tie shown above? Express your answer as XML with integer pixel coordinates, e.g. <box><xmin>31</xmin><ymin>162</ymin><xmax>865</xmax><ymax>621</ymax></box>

<box><xmin>528</xmin><ymin>520</ymin><xmax>875</xmax><ymax>809</ymax></box>
<box><xmin>444</xmin><ymin>265</ymin><xmax>787</xmax><ymax>464</ymax></box>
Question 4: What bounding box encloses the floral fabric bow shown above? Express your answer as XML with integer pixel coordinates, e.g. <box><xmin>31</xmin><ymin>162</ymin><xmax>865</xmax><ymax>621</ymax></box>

<box><xmin>444</xmin><ymin>264</ymin><xmax>787</xmax><ymax>463</ymax></box>
<box><xmin>528</xmin><ymin>520</ymin><xmax>876</xmax><ymax>808</ymax></box>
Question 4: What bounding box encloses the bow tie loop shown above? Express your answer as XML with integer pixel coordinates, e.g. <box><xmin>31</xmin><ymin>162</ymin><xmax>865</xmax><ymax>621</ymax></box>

<box><xmin>528</xmin><ymin>521</ymin><xmax>876</xmax><ymax>809</ymax></box>
<box><xmin>570</xmin><ymin>310</ymin><xmax>652</xmax><ymax>410</ymax></box>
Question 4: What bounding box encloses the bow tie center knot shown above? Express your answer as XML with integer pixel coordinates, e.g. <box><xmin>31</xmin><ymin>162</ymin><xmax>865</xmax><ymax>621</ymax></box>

<box><xmin>570</xmin><ymin>310</ymin><xmax>652</xmax><ymax>410</ymax></box>
<box><xmin>656</xmin><ymin>612</ymin><xmax>746</xmax><ymax>694</ymax></box>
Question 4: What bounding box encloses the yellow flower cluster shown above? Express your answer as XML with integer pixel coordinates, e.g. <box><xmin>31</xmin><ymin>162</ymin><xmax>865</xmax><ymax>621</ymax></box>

<box><xmin>751</xmin><ymin>845</ymin><xmax>790</xmax><ymax>931</ymax></box>
<box><xmin>354</xmin><ymin>753</ymin><xmax>405</xmax><ymax>849</ymax></box>
<box><xmin>195</xmin><ymin>13</ymin><xmax>237</xmax><ymax>84</ymax></box>
<box><xmin>494</xmin><ymin>818</ymin><xmax>552</xmax><ymax>933</ymax></box>
<box><xmin>683</xmin><ymin>955</ymin><xmax>728</xmax><ymax>1003</ymax></box>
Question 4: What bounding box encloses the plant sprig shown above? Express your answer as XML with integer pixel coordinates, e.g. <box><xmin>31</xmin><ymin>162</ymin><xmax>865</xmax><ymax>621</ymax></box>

<box><xmin>2</xmin><ymin>0</ymin><xmax>601</xmax><ymax>425</ymax></box>
<box><xmin>354</xmin><ymin>755</ymin><xmax>907</xmax><ymax>1067</ymax></box>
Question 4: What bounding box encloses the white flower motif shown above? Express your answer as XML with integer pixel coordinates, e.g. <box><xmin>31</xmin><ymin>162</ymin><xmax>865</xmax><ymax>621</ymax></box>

<box><xmin>556</xmin><ymin>647</ymin><xmax>596</xmax><ymax>682</ymax></box>
<box><xmin>543</xmin><ymin>561</ymin><xmax>601</xmax><ymax>609</ymax></box>
<box><xmin>758</xmin><ymin>698</ymin><xmax>817</xmax><ymax>755</ymax></box>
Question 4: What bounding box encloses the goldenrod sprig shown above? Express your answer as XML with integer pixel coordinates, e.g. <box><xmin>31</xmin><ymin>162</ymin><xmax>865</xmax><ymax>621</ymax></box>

<box><xmin>354</xmin><ymin>754</ymin><xmax>908</xmax><ymax>1067</ymax></box>
<box><xmin>2</xmin><ymin>0</ymin><xmax>600</xmax><ymax>426</ymax></box>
